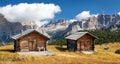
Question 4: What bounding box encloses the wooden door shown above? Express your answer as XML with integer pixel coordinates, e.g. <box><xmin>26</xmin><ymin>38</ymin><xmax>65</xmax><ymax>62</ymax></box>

<box><xmin>77</xmin><ymin>41</ymin><xmax>81</xmax><ymax>51</ymax></box>
<box><xmin>87</xmin><ymin>41</ymin><xmax>92</xmax><ymax>50</ymax></box>
<box><xmin>84</xmin><ymin>41</ymin><xmax>88</xmax><ymax>51</ymax></box>
<box><xmin>80</xmin><ymin>40</ymin><xmax>91</xmax><ymax>51</ymax></box>
<box><xmin>28</xmin><ymin>40</ymin><xmax>36</xmax><ymax>51</ymax></box>
<box><xmin>80</xmin><ymin>41</ymin><xmax>85</xmax><ymax>51</ymax></box>
<box><xmin>29</xmin><ymin>41</ymin><xmax>33</xmax><ymax>51</ymax></box>
<box><xmin>80</xmin><ymin>41</ymin><xmax>90</xmax><ymax>51</ymax></box>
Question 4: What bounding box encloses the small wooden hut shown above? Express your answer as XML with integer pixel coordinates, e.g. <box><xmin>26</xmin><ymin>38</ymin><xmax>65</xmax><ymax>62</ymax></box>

<box><xmin>65</xmin><ymin>32</ymin><xmax>97</xmax><ymax>51</ymax></box>
<box><xmin>12</xmin><ymin>29</ymin><xmax>50</xmax><ymax>52</ymax></box>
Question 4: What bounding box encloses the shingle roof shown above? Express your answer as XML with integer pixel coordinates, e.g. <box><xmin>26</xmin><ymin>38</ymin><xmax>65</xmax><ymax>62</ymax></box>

<box><xmin>65</xmin><ymin>32</ymin><xmax>97</xmax><ymax>40</ymax></box>
<box><xmin>12</xmin><ymin>29</ymin><xmax>50</xmax><ymax>40</ymax></box>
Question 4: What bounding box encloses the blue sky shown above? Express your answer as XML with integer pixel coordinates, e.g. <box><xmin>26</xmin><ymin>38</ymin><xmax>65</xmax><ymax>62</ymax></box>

<box><xmin>0</xmin><ymin>0</ymin><xmax>120</xmax><ymax>20</ymax></box>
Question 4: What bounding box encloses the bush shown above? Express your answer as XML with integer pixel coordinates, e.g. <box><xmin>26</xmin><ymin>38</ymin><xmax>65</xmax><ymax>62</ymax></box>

<box><xmin>115</xmin><ymin>49</ymin><xmax>120</xmax><ymax>54</ymax></box>
<box><xmin>49</xmin><ymin>39</ymin><xmax>66</xmax><ymax>47</ymax></box>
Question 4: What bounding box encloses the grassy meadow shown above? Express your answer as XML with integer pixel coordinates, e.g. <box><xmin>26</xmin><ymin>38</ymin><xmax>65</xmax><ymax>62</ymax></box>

<box><xmin>0</xmin><ymin>43</ymin><xmax>120</xmax><ymax>64</ymax></box>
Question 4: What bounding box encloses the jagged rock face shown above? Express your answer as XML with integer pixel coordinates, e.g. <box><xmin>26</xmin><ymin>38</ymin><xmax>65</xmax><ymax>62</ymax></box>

<box><xmin>65</xmin><ymin>21</ymin><xmax>82</xmax><ymax>33</ymax></box>
<box><xmin>0</xmin><ymin>14</ymin><xmax>39</xmax><ymax>42</ymax></box>
<box><xmin>0</xmin><ymin>14</ymin><xmax>23</xmax><ymax>42</ymax></box>
<box><xmin>67</xmin><ymin>14</ymin><xmax>120</xmax><ymax>32</ymax></box>
<box><xmin>42</xmin><ymin>19</ymin><xmax>73</xmax><ymax>32</ymax></box>
<box><xmin>88</xmin><ymin>16</ymin><xmax>98</xmax><ymax>30</ymax></box>
<box><xmin>0</xmin><ymin>14</ymin><xmax>23</xmax><ymax>35</ymax></box>
<box><xmin>97</xmin><ymin>14</ymin><xmax>120</xmax><ymax>28</ymax></box>
<box><xmin>109</xmin><ymin>20</ymin><xmax>120</xmax><ymax>31</ymax></box>
<box><xmin>21</xmin><ymin>21</ymin><xmax>38</xmax><ymax>30</ymax></box>
<box><xmin>41</xmin><ymin>14</ymin><xmax>120</xmax><ymax>40</ymax></box>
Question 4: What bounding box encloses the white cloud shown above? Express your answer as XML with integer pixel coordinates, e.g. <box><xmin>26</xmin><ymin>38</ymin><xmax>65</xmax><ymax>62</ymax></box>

<box><xmin>0</xmin><ymin>3</ymin><xmax>61</xmax><ymax>26</ymax></box>
<box><xmin>91</xmin><ymin>14</ymin><xmax>98</xmax><ymax>17</ymax></box>
<box><xmin>76</xmin><ymin>11</ymin><xmax>98</xmax><ymax>21</ymax></box>
<box><xmin>76</xmin><ymin>11</ymin><xmax>90</xmax><ymax>21</ymax></box>
<box><xmin>118</xmin><ymin>12</ymin><xmax>120</xmax><ymax>15</ymax></box>
<box><xmin>36</xmin><ymin>20</ymin><xmax>48</xmax><ymax>27</ymax></box>
<box><xmin>69</xmin><ymin>19</ymin><xmax>77</xmax><ymax>22</ymax></box>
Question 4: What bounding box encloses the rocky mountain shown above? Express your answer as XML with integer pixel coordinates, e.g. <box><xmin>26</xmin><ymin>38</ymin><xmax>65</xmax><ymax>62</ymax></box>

<box><xmin>41</xmin><ymin>14</ymin><xmax>120</xmax><ymax>39</ymax></box>
<box><xmin>0</xmin><ymin>14</ymin><xmax>23</xmax><ymax>42</ymax></box>
<box><xmin>97</xmin><ymin>14</ymin><xmax>120</xmax><ymax>29</ymax></box>
<box><xmin>108</xmin><ymin>20</ymin><xmax>120</xmax><ymax>31</ymax></box>
<box><xmin>0</xmin><ymin>14</ymin><xmax>39</xmax><ymax>43</ymax></box>
<box><xmin>42</xmin><ymin>19</ymin><xmax>74</xmax><ymax>32</ymax></box>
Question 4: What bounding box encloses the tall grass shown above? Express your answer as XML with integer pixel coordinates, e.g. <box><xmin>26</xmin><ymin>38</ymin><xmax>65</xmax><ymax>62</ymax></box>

<box><xmin>0</xmin><ymin>43</ymin><xmax>120</xmax><ymax>64</ymax></box>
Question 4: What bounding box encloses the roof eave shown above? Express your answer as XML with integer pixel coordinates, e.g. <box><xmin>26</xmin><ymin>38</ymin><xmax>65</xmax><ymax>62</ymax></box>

<box><xmin>65</xmin><ymin>37</ymin><xmax>80</xmax><ymax>41</ymax></box>
<box><xmin>11</xmin><ymin>29</ymin><xmax>50</xmax><ymax>40</ymax></box>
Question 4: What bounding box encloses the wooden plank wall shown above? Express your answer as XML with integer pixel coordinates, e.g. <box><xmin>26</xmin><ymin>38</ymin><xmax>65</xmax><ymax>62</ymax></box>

<box><xmin>77</xmin><ymin>34</ymin><xmax>95</xmax><ymax>51</ymax></box>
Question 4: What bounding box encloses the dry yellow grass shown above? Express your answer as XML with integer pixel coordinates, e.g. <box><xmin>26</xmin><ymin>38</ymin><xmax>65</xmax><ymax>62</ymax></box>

<box><xmin>0</xmin><ymin>43</ymin><xmax>120</xmax><ymax>64</ymax></box>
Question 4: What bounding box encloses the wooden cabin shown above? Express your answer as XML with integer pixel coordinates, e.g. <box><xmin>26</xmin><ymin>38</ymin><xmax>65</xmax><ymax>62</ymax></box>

<box><xmin>12</xmin><ymin>29</ymin><xmax>50</xmax><ymax>52</ymax></box>
<box><xmin>65</xmin><ymin>32</ymin><xmax>97</xmax><ymax>52</ymax></box>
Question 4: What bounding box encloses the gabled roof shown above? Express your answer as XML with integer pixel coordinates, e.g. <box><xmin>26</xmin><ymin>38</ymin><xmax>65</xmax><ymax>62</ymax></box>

<box><xmin>65</xmin><ymin>32</ymin><xmax>97</xmax><ymax>40</ymax></box>
<box><xmin>12</xmin><ymin>29</ymin><xmax>50</xmax><ymax>40</ymax></box>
